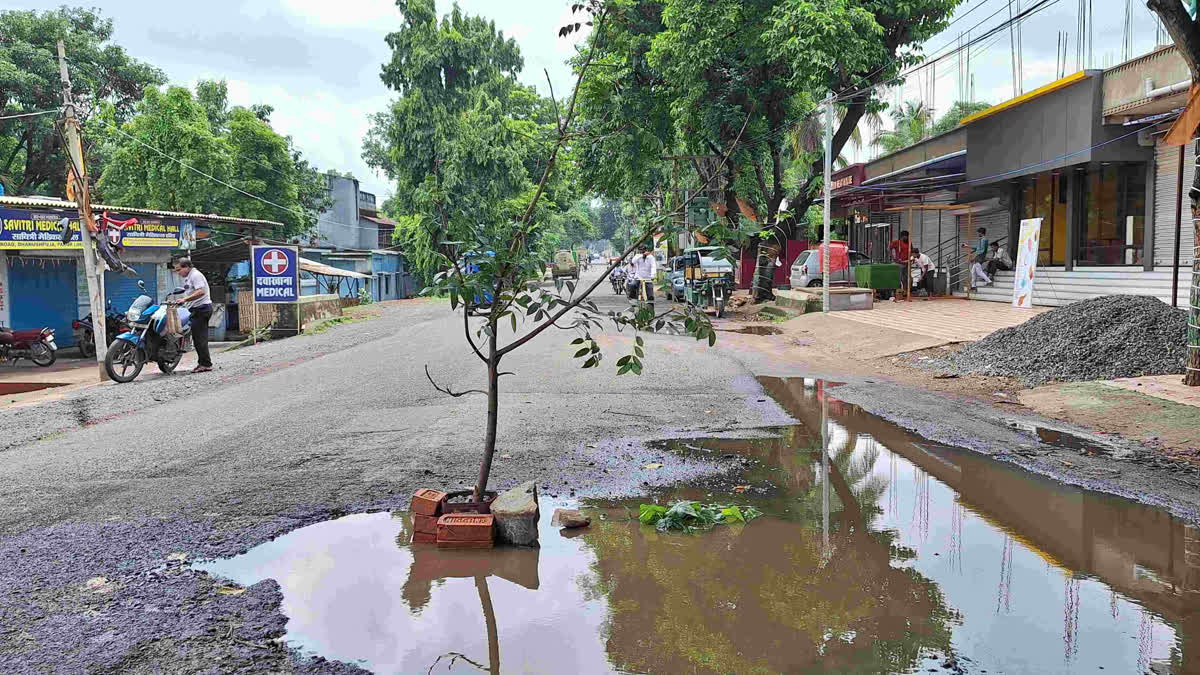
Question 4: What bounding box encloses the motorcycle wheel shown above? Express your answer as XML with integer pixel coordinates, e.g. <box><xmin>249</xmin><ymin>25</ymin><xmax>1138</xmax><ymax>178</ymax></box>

<box><xmin>30</xmin><ymin>342</ymin><xmax>56</xmax><ymax>367</ymax></box>
<box><xmin>715</xmin><ymin>297</ymin><xmax>726</xmax><ymax>319</ymax></box>
<box><xmin>79</xmin><ymin>332</ymin><xmax>96</xmax><ymax>358</ymax></box>
<box><xmin>104</xmin><ymin>341</ymin><xmax>143</xmax><ymax>383</ymax></box>
<box><xmin>157</xmin><ymin>352</ymin><xmax>183</xmax><ymax>374</ymax></box>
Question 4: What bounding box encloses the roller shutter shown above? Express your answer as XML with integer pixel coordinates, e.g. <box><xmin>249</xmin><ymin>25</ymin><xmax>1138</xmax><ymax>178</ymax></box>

<box><xmin>1153</xmin><ymin>142</ymin><xmax>1196</xmax><ymax>267</ymax></box>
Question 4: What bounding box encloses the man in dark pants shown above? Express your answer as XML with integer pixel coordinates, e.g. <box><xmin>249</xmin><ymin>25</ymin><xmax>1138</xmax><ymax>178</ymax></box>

<box><xmin>174</xmin><ymin>258</ymin><xmax>213</xmax><ymax>373</ymax></box>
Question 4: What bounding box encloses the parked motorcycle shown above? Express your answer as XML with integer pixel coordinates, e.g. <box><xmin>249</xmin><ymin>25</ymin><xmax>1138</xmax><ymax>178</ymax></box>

<box><xmin>104</xmin><ymin>282</ymin><xmax>192</xmax><ymax>383</ymax></box>
<box><xmin>73</xmin><ymin>302</ymin><xmax>129</xmax><ymax>358</ymax></box>
<box><xmin>0</xmin><ymin>326</ymin><xmax>57</xmax><ymax>367</ymax></box>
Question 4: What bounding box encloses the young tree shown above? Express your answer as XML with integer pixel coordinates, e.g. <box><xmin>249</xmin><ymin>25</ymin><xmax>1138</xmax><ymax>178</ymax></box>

<box><xmin>577</xmin><ymin>0</ymin><xmax>961</xmax><ymax>301</ymax></box>
<box><xmin>365</xmin><ymin>0</ymin><xmax>722</xmax><ymax>501</ymax></box>
<box><xmin>0</xmin><ymin>7</ymin><xmax>165</xmax><ymax>195</ymax></box>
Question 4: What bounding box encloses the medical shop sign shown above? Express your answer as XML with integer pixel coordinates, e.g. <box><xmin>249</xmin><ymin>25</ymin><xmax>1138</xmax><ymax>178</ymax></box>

<box><xmin>252</xmin><ymin>245</ymin><xmax>300</xmax><ymax>303</ymax></box>
<box><xmin>0</xmin><ymin>208</ymin><xmax>181</xmax><ymax>249</ymax></box>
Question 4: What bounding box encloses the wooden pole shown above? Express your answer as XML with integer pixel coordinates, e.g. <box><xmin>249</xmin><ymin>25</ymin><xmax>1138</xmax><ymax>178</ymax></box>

<box><xmin>57</xmin><ymin>41</ymin><xmax>108</xmax><ymax>381</ymax></box>
<box><xmin>906</xmin><ymin>206</ymin><xmax>913</xmax><ymax>302</ymax></box>
<box><xmin>822</xmin><ymin>96</ymin><xmax>833</xmax><ymax>314</ymax></box>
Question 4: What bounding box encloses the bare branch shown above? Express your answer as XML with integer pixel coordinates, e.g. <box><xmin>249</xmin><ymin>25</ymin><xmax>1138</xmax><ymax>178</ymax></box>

<box><xmin>544</xmin><ymin>68</ymin><xmax>563</xmax><ymax>135</ymax></box>
<box><xmin>425</xmin><ymin>365</ymin><xmax>486</xmax><ymax>397</ymax></box>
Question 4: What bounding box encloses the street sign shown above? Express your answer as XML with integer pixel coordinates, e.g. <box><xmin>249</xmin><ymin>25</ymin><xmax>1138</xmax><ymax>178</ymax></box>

<box><xmin>252</xmin><ymin>245</ymin><xmax>300</xmax><ymax>303</ymax></box>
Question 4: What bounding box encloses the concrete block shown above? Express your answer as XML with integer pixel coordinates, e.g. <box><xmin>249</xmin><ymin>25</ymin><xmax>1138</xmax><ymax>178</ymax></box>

<box><xmin>551</xmin><ymin>508</ymin><xmax>590</xmax><ymax>528</ymax></box>
<box><xmin>491</xmin><ymin>480</ymin><xmax>540</xmax><ymax>546</ymax></box>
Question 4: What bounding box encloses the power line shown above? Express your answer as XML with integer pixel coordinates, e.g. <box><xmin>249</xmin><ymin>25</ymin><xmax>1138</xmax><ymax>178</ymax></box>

<box><xmin>0</xmin><ymin>109</ymin><xmax>59</xmax><ymax>121</ymax></box>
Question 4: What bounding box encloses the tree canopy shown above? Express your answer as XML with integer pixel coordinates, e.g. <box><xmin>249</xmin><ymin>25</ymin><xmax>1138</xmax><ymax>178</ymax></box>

<box><xmin>0</xmin><ymin>7</ymin><xmax>164</xmax><ymax>195</ymax></box>
<box><xmin>576</xmin><ymin>0</ymin><xmax>962</xmax><ymax>299</ymax></box>
<box><xmin>94</xmin><ymin>80</ymin><xmax>330</xmax><ymax>237</ymax></box>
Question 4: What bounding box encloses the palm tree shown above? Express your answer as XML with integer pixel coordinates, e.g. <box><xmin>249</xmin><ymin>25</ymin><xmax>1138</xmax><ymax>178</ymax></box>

<box><xmin>871</xmin><ymin>100</ymin><xmax>931</xmax><ymax>155</ymax></box>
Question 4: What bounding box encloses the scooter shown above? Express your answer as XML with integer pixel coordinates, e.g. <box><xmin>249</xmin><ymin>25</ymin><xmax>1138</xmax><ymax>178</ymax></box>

<box><xmin>73</xmin><ymin>302</ymin><xmax>129</xmax><ymax>358</ymax></box>
<box><xmin>0</xmin><ymin>326</ymin><xmax>57</xmax><ymax>367</ymax></box>
<box><xmin>104</xmin><ymin>282</ymin><xmax>192</xmax><ymax>383</ymax></box>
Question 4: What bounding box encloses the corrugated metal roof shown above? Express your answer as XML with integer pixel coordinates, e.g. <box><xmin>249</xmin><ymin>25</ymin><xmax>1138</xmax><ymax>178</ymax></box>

<box><xmin>0</xmin><ymin>195</ymin><xmax>286</xmax><ymax>227</ymax></box>
<box><xmin>299</xmin><ymin>258</ymin><xmax>372</xmax><ymax>279</ymax></box>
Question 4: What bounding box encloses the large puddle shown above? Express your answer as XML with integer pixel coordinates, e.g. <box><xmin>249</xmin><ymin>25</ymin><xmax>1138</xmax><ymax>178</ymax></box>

<box><xmin>198</xmin><ymin>377</ymin><xmax>1200</xmax><ymax>674</ymax></box>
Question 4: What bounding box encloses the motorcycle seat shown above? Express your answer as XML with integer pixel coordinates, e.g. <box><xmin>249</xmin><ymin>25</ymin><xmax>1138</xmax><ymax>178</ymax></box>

<box><xmin>8</xmin><ymin>329</ymin><xmax>45</xmax><ymax>342</ymax></box>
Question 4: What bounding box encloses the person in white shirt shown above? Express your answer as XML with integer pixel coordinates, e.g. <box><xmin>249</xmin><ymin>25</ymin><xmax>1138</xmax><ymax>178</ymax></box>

<box><xmin>910</xmin><ymin>247</ymin><xmax>935</xmax><ymax>297</ymax></box>
<box><xmin>173</xmin><ymin>257</ymin><xmax>214</xmax><ymax>373</ymax></box>
<box><xmin>628</xmin><ymin>245</ymin><xmax>658</xmax><ymax>308</ymax></box>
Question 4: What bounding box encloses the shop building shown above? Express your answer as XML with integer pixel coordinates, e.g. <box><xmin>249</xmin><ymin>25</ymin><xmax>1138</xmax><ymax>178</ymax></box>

<box><xmin>0</xmin><ymin>195</ymin><xmax>283</xmax><ymax>345</ymax></box>
<box><xmin>836</xmin><ymin>46</ymin><xmax>1194</xmax><ymax>307</ymax></box>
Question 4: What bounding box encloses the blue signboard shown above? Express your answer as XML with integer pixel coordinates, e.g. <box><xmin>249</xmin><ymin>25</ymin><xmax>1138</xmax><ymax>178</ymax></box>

<box><xmin>0</xmin><ymin>208</ymin><xmax>181</xmax><ymax>249</ymax></box>
<box><xmin>251</xmin><ymin>245</ymin><xmax>300</xmax><ymax>303</ymax></box>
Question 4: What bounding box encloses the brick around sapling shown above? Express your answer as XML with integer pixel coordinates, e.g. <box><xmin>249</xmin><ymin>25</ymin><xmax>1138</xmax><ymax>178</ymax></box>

<box><xmin>411</xmin><ymin>489</ymin><xmax>448</xmax><ymax>516</ymax></box>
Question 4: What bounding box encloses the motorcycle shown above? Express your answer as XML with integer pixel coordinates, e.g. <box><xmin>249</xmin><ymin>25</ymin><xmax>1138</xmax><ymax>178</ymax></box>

<box><xmin>0</xmin><ymin>326</ymin><xmax>57</xmax><ymax>367</ymax></box>
<box><xmin>104</xmin><ymin>281</ymin><xmax>192</xmax><ymax>383</ymax></box>
<box><xmin>73</xmin><ymin>302</ymin><xmax>129</xmax><ymax>358</ymax></box>
<box><xmin>609</xmin><ymin>269</ymin><xmax>626</xmax><ymax>295</ymax></box>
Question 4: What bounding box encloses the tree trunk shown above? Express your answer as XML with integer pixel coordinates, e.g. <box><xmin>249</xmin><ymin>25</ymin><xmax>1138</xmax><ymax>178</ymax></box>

<box><xmin>474</xmin><ymin>329</ymin><xmax>501</xmax><ymax>500</ymax></box>
<box><xmin>752</xmin><ymin>237</ymin><xmax>780</xmax><ymax>302</ymax></box>
<box><xmin>1148</xmin><ymin>0</ymin><xmax>1200</xmax><ymax>80</ymax></box>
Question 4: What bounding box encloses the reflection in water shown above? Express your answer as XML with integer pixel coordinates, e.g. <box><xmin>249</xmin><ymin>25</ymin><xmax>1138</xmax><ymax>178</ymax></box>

<box><xmin>197</xmin><ymin>377</ymin><xmax>1200</xmax><ymax>674</ymax></box>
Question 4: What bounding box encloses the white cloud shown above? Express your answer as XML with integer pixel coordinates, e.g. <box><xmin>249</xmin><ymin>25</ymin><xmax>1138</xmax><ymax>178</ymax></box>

<box><xmin>277</xmin><ymin>0</ymin><xmax>401</xmax><ymax>28</ymax></box>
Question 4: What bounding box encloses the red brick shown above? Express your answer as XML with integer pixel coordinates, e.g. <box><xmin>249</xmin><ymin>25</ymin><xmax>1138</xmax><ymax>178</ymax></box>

<box><xmin>412</xmin><ymin>514</ymin><xmax>438</xmax><ymax>535</ymax></box>
<box><xmin>411</xmin><ymin>489</ymin><xmax>448</xmax><ymax>516</ymax></box>
<box><xmin>436</xmin><ymin>540</ymin><xmax>493</xmax><ymax>549</ymax></box>
<box><xmin>437</xmin><ymin>513</ymin><xmax>494</xmax><ymax>544</ymax></box>
<box><xmin>411</xmin><ymin>531</ymin><xmax>437</xmax><ymax>544</ymax></box>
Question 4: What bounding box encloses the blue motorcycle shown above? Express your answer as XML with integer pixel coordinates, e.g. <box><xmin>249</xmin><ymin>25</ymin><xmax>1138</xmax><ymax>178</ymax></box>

<box><xmin>104</xmin><ymin>281</ymin><xmax>193</xmax><ymax>383</ymax></box>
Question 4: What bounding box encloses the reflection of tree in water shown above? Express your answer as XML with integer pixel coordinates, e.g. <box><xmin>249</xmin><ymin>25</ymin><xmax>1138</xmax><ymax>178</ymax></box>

<box><xmin>577</xmin><ymin>423</ymin><xmax>958</xmax><ymax>674</ymax></box>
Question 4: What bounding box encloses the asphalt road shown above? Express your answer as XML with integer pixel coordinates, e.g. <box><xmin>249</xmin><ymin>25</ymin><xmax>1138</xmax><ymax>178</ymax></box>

<box><xmin>0</xmin><ymin>272</ymin><xmax>779</xmax><ymax>672</ymax></box>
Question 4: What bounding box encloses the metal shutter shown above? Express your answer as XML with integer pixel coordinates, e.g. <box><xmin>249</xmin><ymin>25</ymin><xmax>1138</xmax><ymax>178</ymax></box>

<box><xmin>104</xmin><ymin>264</ymin><xmax>158</xmax><ymax>317</ymax></box>
<box><xmin>9</xmin><ymin>257</ymin><xmax>78</xmax><ymax>344</ymax></box>
<box><xmin>1154</xmin><ymin>142</ymin><xmax>1195</xmax><ymax>267</ymax></box>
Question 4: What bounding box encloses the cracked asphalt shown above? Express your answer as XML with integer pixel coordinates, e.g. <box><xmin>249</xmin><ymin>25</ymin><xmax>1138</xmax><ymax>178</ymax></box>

<box><xmin>4</xmin><ymin>280</ymin><xmax>1200</xmax><ymax>673</ymax></box>
<box><xmin>0</xmin><ymin>291</ymin><xmax>776</xmax><ymax>673</ymax></box>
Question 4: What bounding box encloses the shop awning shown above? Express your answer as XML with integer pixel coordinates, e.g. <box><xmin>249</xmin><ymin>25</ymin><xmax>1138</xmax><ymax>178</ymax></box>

<box><xmin>299</xmin><ymin>258</ymin><xmax>371</xmax><ymax>279</ymax></box>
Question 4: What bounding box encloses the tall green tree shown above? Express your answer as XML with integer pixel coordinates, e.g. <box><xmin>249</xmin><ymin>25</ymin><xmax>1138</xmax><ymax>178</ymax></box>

<box><xmin>94</xmin><ymin>81</ymin><xmax>329</xmax><ymax>237</ymax></box>
<box><xmin>0</xmin><ymin>7</ymin><xmax>164</xmax><ymax>195</ymax></box>
<box><xmin>929</xmin><ymin>100</ymin><xmax>990</xmax><ymax>135</ymax></box>
<box><xmin>578</xmin><ymin>0</ymin><xmax>961</xmax><ymax>301</ymax></box>
<box><xmin>871</xmin><ymin>100</ymin><xmax>930</xmax><ymax>154</ymax></box>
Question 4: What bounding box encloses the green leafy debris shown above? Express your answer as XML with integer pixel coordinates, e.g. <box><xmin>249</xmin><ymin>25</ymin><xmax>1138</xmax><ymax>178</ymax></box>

<box><xmin>638</xmin><ymin>500</ymin><xmax>763</xmax><ymax>534</ymax></box>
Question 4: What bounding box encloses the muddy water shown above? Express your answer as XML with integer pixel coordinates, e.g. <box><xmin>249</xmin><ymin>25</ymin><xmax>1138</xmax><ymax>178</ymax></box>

<box><xmin>198</xmin><ymin>377</ymin><xmax>1200</xmax><ymax>674</ymax></box>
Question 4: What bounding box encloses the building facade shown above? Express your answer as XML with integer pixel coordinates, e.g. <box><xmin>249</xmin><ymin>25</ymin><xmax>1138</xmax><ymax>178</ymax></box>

<box><xmin>835</xmin><ymin>47</ymin><xmax>1194</xmax><ymax>307</ymax></box>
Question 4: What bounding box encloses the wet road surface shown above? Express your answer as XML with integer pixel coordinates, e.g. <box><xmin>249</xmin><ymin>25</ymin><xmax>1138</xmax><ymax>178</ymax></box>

<box><xmin>3</xmin><ymin>272</ymin><xmax>1200</xmax><ymax>673</ymax></box>
<box><xmin>198</xmin><ymin>377</ymin><xmax>1200</xmax><ymax>674</ymax></box>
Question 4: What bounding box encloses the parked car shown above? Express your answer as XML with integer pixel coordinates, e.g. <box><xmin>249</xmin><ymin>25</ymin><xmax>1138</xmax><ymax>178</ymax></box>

<box><xmin>666</xmin><ymin>256</ymin><xmax>686</xmax><ymax>300</ymax></box>
<box><xmin>789</xmin><ymin>247</ymin><xmax>869</xmax><ymax>288</ymax></box>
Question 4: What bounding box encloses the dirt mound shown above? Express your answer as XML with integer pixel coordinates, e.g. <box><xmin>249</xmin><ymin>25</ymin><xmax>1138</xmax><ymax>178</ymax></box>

<box><xmin>934</xmin><ymin>295</ymin><xmax>1188</xmax><ymax>386</ymax></box>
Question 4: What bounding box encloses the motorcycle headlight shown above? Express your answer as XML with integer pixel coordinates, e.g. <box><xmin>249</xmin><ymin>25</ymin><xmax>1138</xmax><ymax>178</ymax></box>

<box><xmin>126</xmin><ymin>309</ymin><xmax>140</xmax><ymax>322</ymax></box>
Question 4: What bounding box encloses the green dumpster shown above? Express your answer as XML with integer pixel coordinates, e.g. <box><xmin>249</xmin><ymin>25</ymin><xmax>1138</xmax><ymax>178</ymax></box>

<box><xmin>853</xmin><ymin>264</ymin><xmax>901</xmax><ymax>290</ymax></box>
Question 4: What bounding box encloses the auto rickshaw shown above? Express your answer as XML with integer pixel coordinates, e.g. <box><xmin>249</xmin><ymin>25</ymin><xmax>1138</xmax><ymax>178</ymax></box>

<box><xmin>681</xmin><ymin>246</ymin><xmax>734</xmax><ymax>318</ymax></box>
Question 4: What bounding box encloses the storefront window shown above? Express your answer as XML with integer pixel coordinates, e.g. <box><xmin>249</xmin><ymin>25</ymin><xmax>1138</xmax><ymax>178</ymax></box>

<box><xmin>1077</xmin><ymin>165</ymin><xmax>1145</xmax><ymax>266</ymax></box>
<box><xmin>1019</xmin><ymin>173</ymin><xmax>1067</xmax><ymax>265</ymax></box>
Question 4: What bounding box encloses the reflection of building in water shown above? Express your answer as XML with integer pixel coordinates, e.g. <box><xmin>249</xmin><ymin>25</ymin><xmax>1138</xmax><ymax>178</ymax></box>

<box><xmin>758</xmin><ymin>376</ymin><xmax>1200</xmax><ymax>673</ymax></box>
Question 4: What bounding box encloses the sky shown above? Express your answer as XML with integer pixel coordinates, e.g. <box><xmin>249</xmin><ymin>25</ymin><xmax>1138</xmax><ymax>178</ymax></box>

<box><xmin>13</xmin><ymin>0</ymin><xmax>1171</xmax><ymax>201</ymax></box>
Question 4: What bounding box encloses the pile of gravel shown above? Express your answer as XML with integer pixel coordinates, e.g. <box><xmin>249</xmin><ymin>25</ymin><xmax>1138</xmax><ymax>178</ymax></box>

<box><xmin>931</xmin><ymin>295</ymin><xmax>1188</xmax><ymax>386</ymax></box>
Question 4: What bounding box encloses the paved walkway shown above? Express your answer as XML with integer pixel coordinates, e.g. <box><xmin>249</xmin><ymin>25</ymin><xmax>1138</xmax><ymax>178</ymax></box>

<box><xmin>1100</xmin><ymin>375</ymin><xmax>1200</xmax><ymax>410</ymax></box>
<box><xmin>828</xmin><ymin>297</ymin><xmax>1049</xmax><ymax>343</ymax></box>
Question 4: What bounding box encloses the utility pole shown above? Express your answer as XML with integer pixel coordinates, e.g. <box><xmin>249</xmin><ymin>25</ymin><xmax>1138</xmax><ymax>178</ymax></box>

<box><xmin>57</xmin><ymin>40</ymin><xmax>108</xmax><ymax>380</ymax></box>
<box><xmin>822</xmin><ymin>95</ymin><xmax>833</xmax><ymax>314</ymax></box>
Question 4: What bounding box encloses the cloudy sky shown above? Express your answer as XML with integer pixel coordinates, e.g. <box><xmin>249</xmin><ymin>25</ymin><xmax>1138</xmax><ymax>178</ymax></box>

<box><xmin>13</xmin><ymin>0</ymin><xmax>1169</xmax><ymax>198</ymax></box>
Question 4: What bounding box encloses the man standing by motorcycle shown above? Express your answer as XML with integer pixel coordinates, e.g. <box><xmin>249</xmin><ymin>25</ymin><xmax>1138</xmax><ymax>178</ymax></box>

<box><xmin>174</xmin><ymin>258</ymin><xmax>213</xmax><ymax>373</ymax></box>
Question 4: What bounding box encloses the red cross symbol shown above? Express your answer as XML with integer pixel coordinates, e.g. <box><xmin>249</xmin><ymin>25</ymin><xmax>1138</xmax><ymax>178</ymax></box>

<box><xmin>262</xmin><ymin>249</ymin><xmax>290</xmax><ymax>275</ymax></box>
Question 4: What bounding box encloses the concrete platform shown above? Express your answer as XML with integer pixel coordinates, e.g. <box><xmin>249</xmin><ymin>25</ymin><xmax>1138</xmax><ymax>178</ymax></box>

<box><xmin>776</xmin><ymin>287</ymin><xmax>874</xmax><ymax>311</ymax></box>
<box><xmin>822</xmin><ymin>297</ymin><xmax>1049</xmax><ymax>344</ymax></box>
<box><xmin>1099</xmin><ymin>375</ymin><xmax>1200</xmax><ymax>410</ymax></box>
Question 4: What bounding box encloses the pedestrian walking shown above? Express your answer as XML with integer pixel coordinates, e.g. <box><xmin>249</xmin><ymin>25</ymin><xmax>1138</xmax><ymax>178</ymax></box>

<box><xmin>629</xmin><ymin>244</ymin><xmax>657</xmax><ymax>310</ymax></box>
<box><xmin>174</xmin><ymin>257</ymin><xmax>214</xmax><ymax>373</ymax></box>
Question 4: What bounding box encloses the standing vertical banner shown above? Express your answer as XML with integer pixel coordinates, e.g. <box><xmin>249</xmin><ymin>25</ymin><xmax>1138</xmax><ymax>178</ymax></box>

<box><xmin>1012</xmin><ymin>217</ymin><xmax>1042</xmax><ymax>309</ymax></box>
<box><xmin>252</xmin><ymin>245</ymin><xmax>300</xmax><ymax>303</ymax></box>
